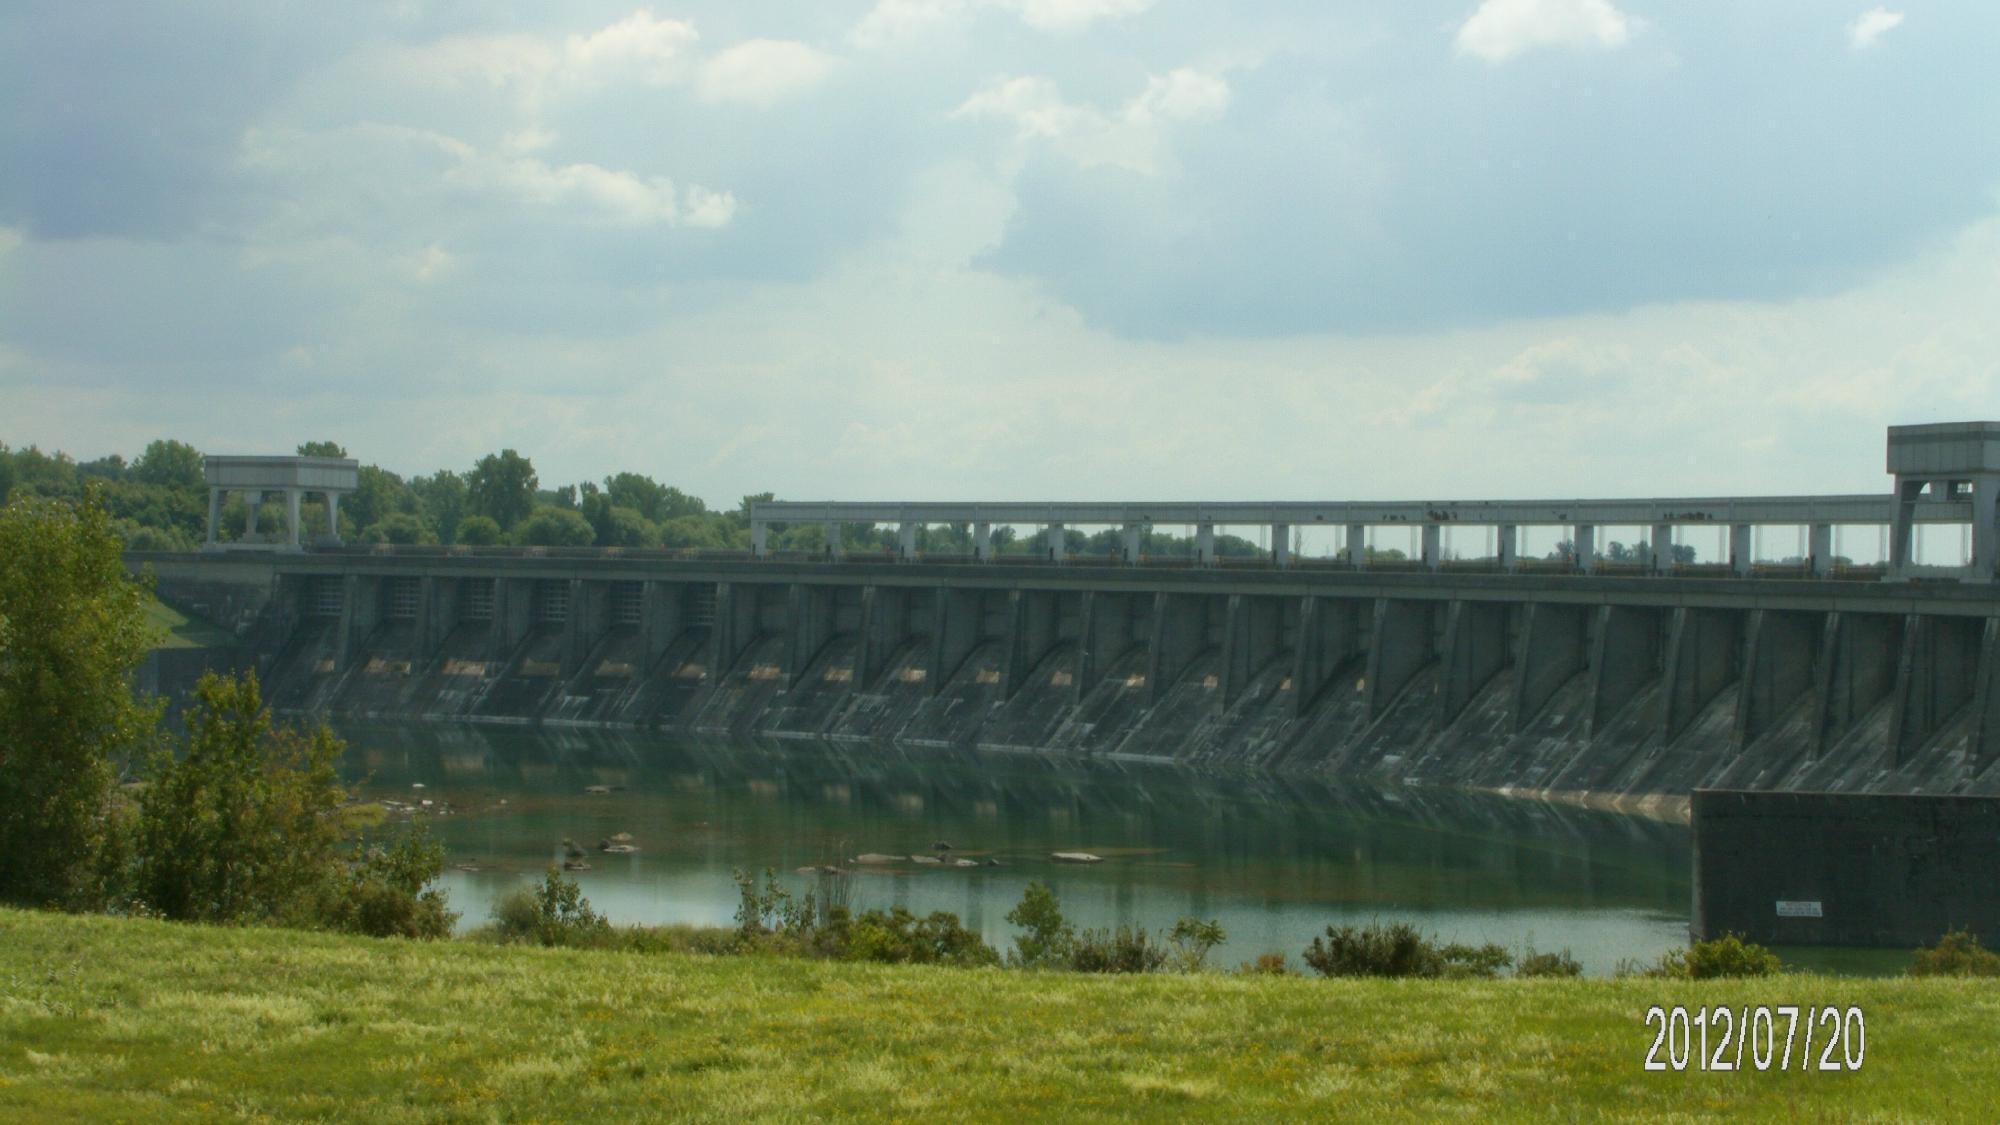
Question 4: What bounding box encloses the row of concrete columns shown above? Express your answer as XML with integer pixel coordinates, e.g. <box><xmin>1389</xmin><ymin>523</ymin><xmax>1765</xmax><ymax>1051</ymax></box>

<box><xmin>206</xmin><ymin>487</ymin><xmax>340</xmax><ymax>549</ymax></box>
<box><xmin>758</xmin><ymin>519</ymin><xmax>1853</xmax><ymax>576</ymax></box>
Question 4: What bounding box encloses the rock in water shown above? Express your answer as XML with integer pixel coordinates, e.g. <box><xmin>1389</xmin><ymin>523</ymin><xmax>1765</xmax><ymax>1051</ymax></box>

<box><xmin>853</xmin><ymin>853</ymin><xmax>902</xmax><ymax>865</ymax></box>
<box><xmin>1051</xmin><ymin>852</ymin><xmax>1103</xmax><ymax>864</ymax></box>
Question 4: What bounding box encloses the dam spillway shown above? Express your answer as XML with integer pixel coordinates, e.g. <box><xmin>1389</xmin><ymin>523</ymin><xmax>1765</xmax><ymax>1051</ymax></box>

<box><xmin>138</xmin><ymin>550</ymin><xmax>2000</xmax><ymax>807</ymax></box>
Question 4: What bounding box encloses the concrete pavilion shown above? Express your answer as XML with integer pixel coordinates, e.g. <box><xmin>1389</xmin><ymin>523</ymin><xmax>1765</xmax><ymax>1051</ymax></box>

<box><xmin>203</xmin><ymin>455</ymin><xmax>359</xmax><ymax>551</ymax></box>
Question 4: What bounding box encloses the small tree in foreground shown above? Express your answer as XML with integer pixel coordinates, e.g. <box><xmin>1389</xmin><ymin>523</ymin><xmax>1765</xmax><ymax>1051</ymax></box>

<box><xmin>1005</xmin><ymin>881</ymin><xmax>1075</xmax><ymax>968</ymax></box>
<box><xmin>0</xmin><ymin>490</ymin><xmax>158</xmax><ymax>909</ymax></box>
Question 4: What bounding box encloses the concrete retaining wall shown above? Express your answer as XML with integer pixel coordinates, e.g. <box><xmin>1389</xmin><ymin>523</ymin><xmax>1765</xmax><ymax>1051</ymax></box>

<box><xmin>1692</xmin><ymin>789</ymin><xmax>2000</xmax><ymax>947</ymax></box>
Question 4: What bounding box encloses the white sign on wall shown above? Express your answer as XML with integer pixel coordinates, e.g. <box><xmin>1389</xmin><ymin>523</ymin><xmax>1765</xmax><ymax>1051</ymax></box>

<box><xmin>1775</xmin><ymin>900</ymin><xmax>1824</xmax><ymax>918</ymax></box>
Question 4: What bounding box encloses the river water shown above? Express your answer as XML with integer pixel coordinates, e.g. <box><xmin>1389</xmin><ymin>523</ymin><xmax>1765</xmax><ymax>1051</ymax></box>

<box><xmin>335</xmin><ymin>722</ymin><xmax>1718</xmax><ymax>975</ymax></box>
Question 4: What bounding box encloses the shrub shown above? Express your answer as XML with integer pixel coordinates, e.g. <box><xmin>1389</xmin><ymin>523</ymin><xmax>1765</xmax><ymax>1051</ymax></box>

<box><xmin>1238</xmin><ymin>952</ymin><xmax>1293</xmax><ymax>976</ymax></box>
<box><xmin>1910</xmin><ymin>929</ymin><xmax>2000</xmax><ymax>977</ymax></box>
<box><xmin>489</xmin><ymin>866</ymin><xmax>611</xmax><ymax>947</ymax></box>
<box><xmin>1303</xmin><ymin>922</ymin><xmax>1443</xmax><ymax>978</ymax></box>
<box><xmin>841</xmin><ymin>906</ymin><xmax>1000</xmax><ymax>967</ymax></box>
<box><xmin>454</xmin><ymin>515</ymin><xmax>503</xmax><ymax>545</ymax></box>
<box><xmin>1516</xmin><ymin>948</ymin><xmax>1584</xmax><ymax>978</ymax></box>
<box><xmin>1068</xmin><ymin>926</ymin><xmax>1170</xmax><ymax>974</ymax></box>
<box><xmin>733</xmin><ymin>867</ymin><xmax>814</xmax><ymax>937</ymax></box>
<box><xmin>322</xmin><ymin>824</ymin><xmax>457</xmax><ymax>939</ymax></box>
<box><xmin>1440</xmin><ymin>942</ymin><xmax>1514</xmax><ymax>979</ymax></box>
<box><xmin>1168</xmin><ymin>916</ymin><xmax>1227</xmax><ymax>973</ymax></box>
<box><xmin>133</xmin><ymin>672</ymin><xmax>348</xmax><ymax>925</ymax></box>
<box><xmin>1649</xmin><ymin>934</ymin><xmax>1783</xmax><ymax>979</ymax></box>
<box><xmin>1005</xmin><ymin>881</ymin><xmax>1074</xmax><ymax>968</ymax></box>
<box><xmin>513</xmin><ymin>507</ymin><xmax>594</xmax><ymax>547</ymax></box>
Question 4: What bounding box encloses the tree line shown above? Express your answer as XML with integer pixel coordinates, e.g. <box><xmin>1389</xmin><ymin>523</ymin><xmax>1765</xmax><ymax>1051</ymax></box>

<box><xmin>0</xmin><ymin>437</ymin><xmax>1291</xmax><ymax>558</ymax></box>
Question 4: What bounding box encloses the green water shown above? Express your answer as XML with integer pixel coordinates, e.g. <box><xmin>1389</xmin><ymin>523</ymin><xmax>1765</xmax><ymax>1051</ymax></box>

<box><xmin>334</xmin><ymin>722</ymin><xmax>1736</xmax><ymax>975</ymax></box>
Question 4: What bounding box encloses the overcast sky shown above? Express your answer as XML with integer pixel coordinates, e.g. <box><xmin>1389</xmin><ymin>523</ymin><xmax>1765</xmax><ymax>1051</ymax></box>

<box><xmin>3</xmin><ymin>0</ymin><xmax>1996</xmax><ymax>505</ymax></box>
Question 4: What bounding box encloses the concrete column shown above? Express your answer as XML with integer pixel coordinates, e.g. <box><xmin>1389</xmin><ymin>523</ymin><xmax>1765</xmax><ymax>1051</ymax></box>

<box><xmin>1889</xmin><ymin>479</ymin><xmax>1924</xmax><ymax>574</ymax></box>
<box><xmin>1420</xmin><ymin>525</ymin><xmax>1441</xmax><ymax>572</ymax></box>
<box><xmin>1045</xmin><ymin>522</ymin><xmax>1066</xmax><ymax>562</ymax></box>
<box><xmin>286</xmin><ymin>489</ymin><xmax>302</xmax><ymax>549</ymax></box>
<box><xmin>1364</xmin><ymin>599</ymin><xmax>1434</xmax><ymax>720</ymax></box>
<box><xmin>1650</xmin><ymin>523</ymin><xmax>1675</xmax><ymax>573</ymax></box>
<box><xmin>1122</xmin><ymin>523</ymin><xmax>1143</xmax><ymax>564</ymax></box>
<box><xmin>1729</xmin><ymin>523</ymin><xmax>1753</xmax><ymax>576</ymax></box>
<box><xmin>1346</xmin><ymin>523</ymin><xmax>1367</xmax><ymax>569</ymax></box>
<box><xmin>1272</xmin><ymin>523</ymin><xmax>1291</xmax><ymax>569</ymax></box>
<box><xmin>973</xmin><ymin>522</ymin><xmax>993</xmax><ymax>561</ymax></box>
<box><xmin>1573</xmin><ymin>524</ymin><xmax>1595</xmax><ymax>573</ymax></box>
<box><xmin>206</xmin><ymin>488</ymin><xmax>222</xmax><ymax>545</ymax></box>
<box><xmin>1195</xmin><ymin>523</ymin><xmax>1215</xmax><ymax>567</ymax></box>
<box><xmin>1497</xmin><ymin>525</ymin><xmax>1517</xmax><ymax>572</ymax></box>
<box><xmin>899</xmin><ymin>521</ymin><xmax>918</xmax><ymax>562</ymax></box>
<box><xmin>751</xmin><ymin>521</ymin><xmax>768</xmax><ymax>558</ymax></box>
<box><xmin>1808</xmin><ymin>523</ymin><xmax>1832</xmax><ymax>576</ymax></box>
<box><xmin>245</xmin><ymin>490</ymin><xmax>260</xmax><ymax>538</ymax></box>
<box><xmin>1972</xmin><ymin>475</ymin><xmax>2000</xmax><ymax>581</ymax></box>
<box><xmin>823</xmin><ymin>521</ymin><xmax>843</xmax><ymax>559</ymax></box>
<box><xmin>325</xmin><ymin>493</ymin><xmax>340</xmax><ymax>540</ymax></box>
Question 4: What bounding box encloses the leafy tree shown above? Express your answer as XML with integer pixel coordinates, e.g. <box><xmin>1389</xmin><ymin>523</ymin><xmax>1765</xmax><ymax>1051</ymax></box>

<box><xmin>323</xmin><ymin>823</ymin><xmax>456</xmax><ymax>939</ymax></box>
<box><xmin>603</xmin><ymin>506</ymin><xmax>661</xmax><ymax>548</ymax></box>
<box><xmin>296</xmin><ymin>441</ymin><xmax>349</xmax><ymax>459</ymax></box>
<box><xmin>468</xmin><ymin>450</ymin><xmax>538</xmax><ymax>530</ymax></box>
<box><xmin>79</xmin><ymin>454</ymin><xmax>128</xmax><ymax>481</ymax></box>
<box><xmin>488</xmin><ymin>866</ymin><xmax>610</xmax><ymax>947</ymax></box>
<box><xmin>131</xmin><ymin>439</ymin><xmax>205</xmax><ymax>491</ymax></box>
<box><xmin>0</xmin><ymin>490</ymin><xmax>159</xmax><ymax>908</ymax></box>
<box><xmin>604</xmin><ymin>473</ymin><xmax>669</xmax><ymax>523</ymax></box>
<box><xmin>659</xmin><ymin>514</ymin><xmax>727</xmax><ymax>550</ymax></box>
<box><xmin>346</xmin><ymin>465</ymin><xmax>414</xmax><ymax>533</ymax></box>
<box><xmin>408</xmin><ymin>470</ymin><xmax>469</xmax><ymax>544</ymax></box>
<box><xmin>1005</xmin><ymin>881</ymin><xmax>1075</xmax><ymax>968</ymax></box>
<box><xmin>513</xmin><ymin>506</ymin><xmax>594</xmax><ymax>547</ymax></box>
<box><xmin>455</xmin><ymin>515</ymin><xmax>503</xmax><ymax>545</ymax></box>
<box><xmin>0</xmin><ymin>448</ymin><xmax>12</xmax><ymax>505</ymax></box>
<box><xmin>132</xmin><ymin>672</ymin><xmax>347</xmax><ymax>924</ymax></box>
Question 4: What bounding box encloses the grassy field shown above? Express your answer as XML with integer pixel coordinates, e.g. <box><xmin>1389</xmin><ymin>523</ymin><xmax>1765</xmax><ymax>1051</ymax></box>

<box><xmin>141</xmin><ymin>596</ymin><xmax>236</xmax><ymax>650</ymax></box>
<box><xmin>2</xmin><ymin>908</ymin><xmax>1996</xmax><ymax>1122</ymax></box>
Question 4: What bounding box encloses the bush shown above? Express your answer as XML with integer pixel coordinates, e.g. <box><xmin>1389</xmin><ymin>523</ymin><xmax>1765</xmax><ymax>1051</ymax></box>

<box><xmin>1168</xmin><ymin>916</ymin><xmax>1227</xmax><ymax>972</ymax></box>
<box><xmin>489</xmin><ymin>867</ymin><xmax>611</xmax><ymax>947</ymax></box>
<box><xmin>454</xmin><ymin>515</ymin><xmax>503</xmax><ymax>545</ymax></box>
<box><xmin>513</xmin><ymin>506</ymin><xmax>594</xmax><ymax>547</ymax></box>
<box><xmin>1302</xmin><ymin>922</ymin><xmax>1513</xmax><ymax>979</ymax></box>
<box><xmin>1238</xmin><ymin>952</ymin><xmax>1293</xmax><ymax>976</ymax></box>
<box><xmin>1516</xmin><ymin>948</ymin><xmax>1584</xmax><ymax>978</ymax></box>
<box><xmin>322</xmin><ymin>824</ymin><xmax>456</xmax><ymax>939</ymax></box>
<box><xmin>1304</xmin><ymin>922</ymin><xmax>1441</xmax><ymax>978</ymax></box>
<box><xmin>1005</xmin><ymin>881</ymin><xmax>1074</xmax><ymax>968</ymax></box>
<box><xmin>1068</xmin><ymin>926</ymin><xmax>1170</xmax><ymax>974</ymax></box>
<box><xmin>133</xmin><ymin>672</ymin><xmax>348</xmax><ymax>925</ymax></box>
<box><xmin>841</xmin><ymin>906</ymin><xmax>1000</xmax><ymax>967</ymax></box>
<box><xmin>1910</xmin><ymin>929</ymin><xmax>2000</xmax><ymax>977</ymax></box>
<box><xmin>1648</xmin><ymin>934</ymin><xmax>1783</xmax><ymax>979</ymax></box>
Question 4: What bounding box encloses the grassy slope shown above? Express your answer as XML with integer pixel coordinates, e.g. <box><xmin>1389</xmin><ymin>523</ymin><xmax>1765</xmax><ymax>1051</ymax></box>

<box><xmin>2</xmin><ymin>909</ymin><xmax>1996</xmax><ymax>1122</ymax></box>
<box><xmin>142</xmin><ymin>596</ymin><xmax>236</xmax><ymax>651</ymax></box>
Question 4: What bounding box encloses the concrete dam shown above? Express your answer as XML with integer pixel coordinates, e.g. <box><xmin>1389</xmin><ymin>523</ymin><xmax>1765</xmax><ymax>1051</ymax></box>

<box><xmin>143</xmin><ymin>421</ymin><xmax>2000</xmax><ymax>808</ymax></box>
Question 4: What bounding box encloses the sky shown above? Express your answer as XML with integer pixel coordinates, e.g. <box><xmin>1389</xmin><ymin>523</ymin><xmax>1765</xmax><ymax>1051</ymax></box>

<box><xmin>3</xmin><ymin>0</ymin><xmax>1997</xmax><ymax>508</ymax></box>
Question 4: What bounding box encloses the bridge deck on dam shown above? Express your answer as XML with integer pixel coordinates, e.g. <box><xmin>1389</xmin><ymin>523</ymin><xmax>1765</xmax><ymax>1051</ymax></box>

<box><xmin>133</xmin><ymin>548</ymin><xmax>2000</xmax><ymax>806</ymax></box>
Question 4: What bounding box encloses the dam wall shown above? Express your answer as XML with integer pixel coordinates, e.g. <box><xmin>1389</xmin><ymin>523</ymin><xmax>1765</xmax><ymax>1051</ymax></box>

<box><xmin>131</xmin><ymin>552</ymin><xmax>2000</xmax><ymax>805</ymax></box>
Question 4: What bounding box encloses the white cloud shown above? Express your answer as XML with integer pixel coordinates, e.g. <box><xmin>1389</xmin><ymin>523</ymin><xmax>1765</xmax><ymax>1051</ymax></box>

<box><xmin>562</xmin><ymin>10</ymin><xmax>700</xmax><ymax>86</ymax></box>
<box><xmin>954</xmin><ymin>68</ymin><xmax>1229</xmax><ymax>174</ymax></box>
<box><xmin>1454</xmin><ymin>0</ymin><xmax>1636</xmax><ymax>64</ymax></box>
<box><xmin>1849</xmin><ymin>8</ymin><xmax>1905</xmax><ymax>50</ymax></box>
<box><xmin>851</xmin><ymin>0</ymin><xmax>1153</xmax><ymax>49</ymax></box>
<box><xmin>240</xmin><ymin>123</ymin><xmax>734</xmax><ymax>231</ymax></box>
<box><xmin>697</xmin><ymin>39</ymin><xmax>837</xmax><ymax>107</ymax></box>
<box><xmin>0</xmin><ymin>226</ymin><xmax>21</xmax><ymax>257</ymax></box>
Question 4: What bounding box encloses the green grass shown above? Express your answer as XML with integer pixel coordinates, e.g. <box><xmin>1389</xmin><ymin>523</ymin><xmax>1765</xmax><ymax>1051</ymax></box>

<box><xmin>142</xmin><ymin>596</ymin><xmax>235</xmax><ymax>650</ymax></box>
<box><xmin>2</xmin><ymin>908</ymin><xmax>1996</xmax><ymax>1121</ymax></box>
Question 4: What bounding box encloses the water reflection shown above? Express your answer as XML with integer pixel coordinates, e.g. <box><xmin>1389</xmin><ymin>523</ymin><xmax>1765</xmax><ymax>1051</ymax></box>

<box><xmin>338</xmin><ymin>723</ymin><xmax>1693</xmax><ymax>975</ymax></box>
